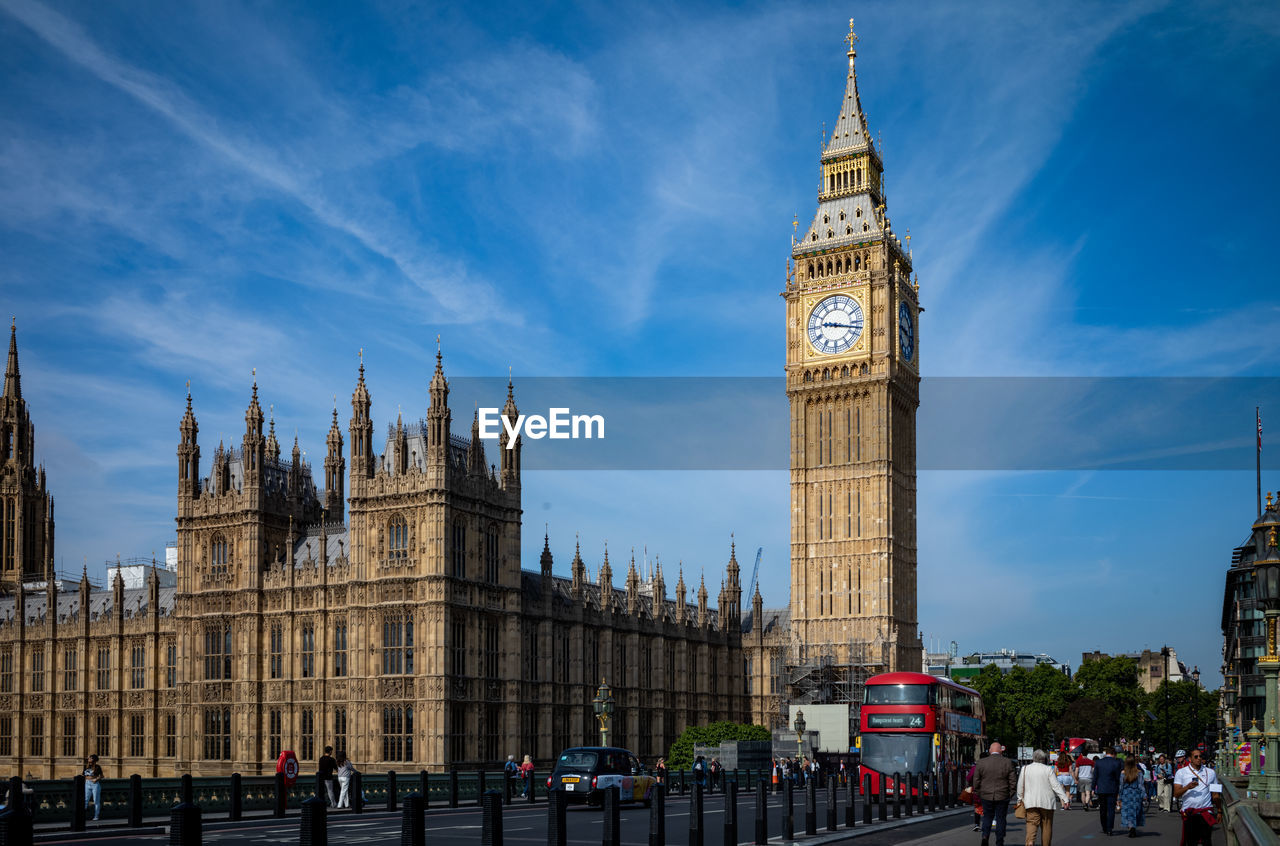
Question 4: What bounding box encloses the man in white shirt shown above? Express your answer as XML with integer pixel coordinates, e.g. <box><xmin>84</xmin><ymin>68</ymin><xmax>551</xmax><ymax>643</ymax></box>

<box><xmin>1154</xmin><ymin>754</ymin><xmax>1174</xmax><ymax>812</ymax></box>
<box><xmin>1172</xmin><ymin>749</ymin><xmax>1219</xmax><ymax>846</ymax></box>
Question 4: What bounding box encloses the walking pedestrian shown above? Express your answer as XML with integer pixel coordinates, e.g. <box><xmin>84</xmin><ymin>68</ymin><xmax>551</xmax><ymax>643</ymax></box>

<box><xmin>693</xmin><ymin>755</ymin><xmax>707</xmax><ymax>788</ymax></box>
<box><xmin>1118</xmin><ymin>756</ymin><xmax>1145</xmax><ymax>838</ymax></box>
<box><xmin>1092</xmin><ymin>747</ymin><xmax>1123</xmax><ymax>836</ymax></box>
<box><xmin>972</xmin><ymin>742</ymin><xmax>1017</xmax><ymax>846</ymax></box>
<box><xmin>83</xmin><ymin>754</ymin><xmax>103</xmax><ymax>821</ymax></box>
<box><xmin>1155</xmin><ymin>754</ymin><xmax>1174</xmax><ymax>811</ymax></box>
<box><xmin>1073</xmin><ymin>751</ymin><xmax>1095</xmax><ymax>810</ymax></box>
<box><xmin>1016</xmin><ymin>749</ymin><xmax>1070</xmax><ymax>846</ymax></box>
<box><xmin>520</xmin><ymin>754</ymin><xmax>534</xmax><ymax>797</ymax></box>
<box><xmin>335</xmin><ymin>752</ymin><xmax>353</xmax><ymax>809</ymax></box>
<box><xmin>318</xmin><ymin>745</ymin><xmax>338</xmax><ymax>805</ymax></box>
<box><xmin>1173</xmin><ymin>748</ymin><xmax>1220</xmax><ymax>845</ymax></box>
<box><xmin>655</xmin><ymin>757</ymin><xmax>668</xmax><ymax>786</ymax></box>
<box><xmin>1053</xmin><ymin>751</ymin><xmax>1074</xmax><ymax>804</ymax></box>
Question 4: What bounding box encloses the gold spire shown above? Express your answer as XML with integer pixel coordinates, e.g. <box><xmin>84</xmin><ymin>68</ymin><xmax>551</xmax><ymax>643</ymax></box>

<box><xmin>845</xmin><ymin>17</ymin><xmax>858</xmax><ymax>55</ymax></box>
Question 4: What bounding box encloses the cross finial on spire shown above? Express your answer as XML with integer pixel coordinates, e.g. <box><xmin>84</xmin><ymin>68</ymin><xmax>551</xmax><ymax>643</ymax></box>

<box><xmin>846</xmin><ymin>18</ymin><xmax>858</xmax><ymax>53</ymax></box>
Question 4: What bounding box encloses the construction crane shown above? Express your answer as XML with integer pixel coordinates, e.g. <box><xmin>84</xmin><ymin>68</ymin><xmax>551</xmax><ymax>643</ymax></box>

<box><xmin>744</xmin><ymin>547</ymin><xmax>763</xmax><ymax>606</ymax></box>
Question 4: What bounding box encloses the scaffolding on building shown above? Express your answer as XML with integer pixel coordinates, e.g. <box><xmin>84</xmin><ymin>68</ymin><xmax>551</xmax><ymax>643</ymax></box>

<box><xmin>786</xmin><ymin>633</ymin><xmax>886</xmax><ymax>710</ymax></box>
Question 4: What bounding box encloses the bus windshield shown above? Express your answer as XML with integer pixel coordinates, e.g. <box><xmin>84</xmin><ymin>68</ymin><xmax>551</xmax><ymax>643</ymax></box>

<box><xmin>864</xmin><ymin>683</ymin><xmax>932</xmax><ymax>705</ymax></box>
<box><xmin>861</xmin><ymin>733</ymin><xmax>933</xmax><ymax>774</ymax></box>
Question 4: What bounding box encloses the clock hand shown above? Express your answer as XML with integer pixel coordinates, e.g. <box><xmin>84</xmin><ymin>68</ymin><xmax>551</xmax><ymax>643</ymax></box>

<box><xmin>822</xmin><ymin>321</ymin><xmax>858</xmax><ymax>329</ymax></box>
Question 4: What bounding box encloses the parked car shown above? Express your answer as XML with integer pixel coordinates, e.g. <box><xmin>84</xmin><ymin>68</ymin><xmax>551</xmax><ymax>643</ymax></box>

<box><xmin>547</xmin><ymin>746</ymin><xmax>656</xmax><ymax>807</ymax></box>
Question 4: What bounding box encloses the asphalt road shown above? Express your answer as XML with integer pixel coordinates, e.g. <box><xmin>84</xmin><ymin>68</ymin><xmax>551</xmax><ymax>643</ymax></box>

<box><xmin>39</xmin><ymin>787</ymin><xmax>959</xmax><ymax>846</ymax></box>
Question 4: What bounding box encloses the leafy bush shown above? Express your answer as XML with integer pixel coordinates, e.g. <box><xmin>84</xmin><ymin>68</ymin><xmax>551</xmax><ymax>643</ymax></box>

<box><xmin>666</xmin><ymin>721</ymin><xmax>771</xmax><ymax>770</ymax></box>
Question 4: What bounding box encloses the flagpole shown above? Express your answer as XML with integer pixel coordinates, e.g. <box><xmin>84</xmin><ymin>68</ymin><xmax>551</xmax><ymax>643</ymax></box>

<box><xmin>1258</xmin><ymin>406</ymin><xmax>1263</xmax><ymax>517</ymax></box>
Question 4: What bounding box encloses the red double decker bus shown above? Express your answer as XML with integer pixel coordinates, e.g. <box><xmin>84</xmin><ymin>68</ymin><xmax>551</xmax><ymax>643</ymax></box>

<box><xmin>858</xmin><ymin>671</ymin><xmax>985</xmax><ymax>791</ymax></box>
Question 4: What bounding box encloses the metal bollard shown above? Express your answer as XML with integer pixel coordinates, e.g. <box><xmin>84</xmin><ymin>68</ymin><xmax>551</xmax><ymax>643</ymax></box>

<box><xmin>782</xmin><ymin>779</ymin><xmax>794</xmax><ymax>840</ymax></box>
<box><xmin>679</xmin><ymin>769</ymin><xmax>686</xmax><ymax>795</ymax></box>
<box><xmin>878</xmin><ymin>774</ymin><xmax>887</xmax><ymax>822</ymax></box>
<box><xmin>603</xmin><ymin>785</ymin><xmax>621</xmax><ymax>846</ymax></box>
<box><xmin>421</xmin><ymin>769</ymin><xmax>431</xmax><ymax>810</ymax></box>
<box><xmin>689</xmin><ymin>784</ymin><xmax>704</xmax><ymax>846</ymax></box>
<box><xmin>826</xmin><ymin>774</ymin><xmax>837</xmax><ymax>831</ymax></box>
<box><xmin>649</xmin><ymin>782</ymin><xmax>666</xmax><ymax>846</ymax></box>
<box><xmin>181</xmin><ymin>773</ymin><xmax>193</xmax><ymax>805</ymax></box>
<box><xmin>230</xmin><ymin>772</ymin><xmax>243</xmax><ymax>820</ymax></box>
<box><xmin>505</xmin><ymin>767</ymin><xmax>513</xmax><ymax>806</ymax></box>
<box><xmin>804</xmin><ymin>775</ymin><xmax>817</xmax><ymax>835</ymax></box>
<box><xmin>449</xmin><ymin>769</ymin><xmax>459</xmax><ymax>808</ymax></box>
<box><xmin>316</xmin><ymin>771</ymin><xmax>326</xmax><ymax>802</ymax></box>
<box><xmin>168</xmin><ymin>801</ymin><xmax>201</xmax><ymax>846</ymax></box>
<box><xmin>478</xmin><ymin>769</ymin><xmax>486</xmax><ymax>805</ymax></box>
<box><xmin>723</xmin><ymin>780</ymin><xmax>738</xmax><ymax>846</ymax></box>
<box><xmin>905</xmin><ymin>773</ymin><xmax>914</xmax><ymax>817</ymax></box>
<box><xmin>0</xmin><ymin>775</ymin><xmax>33</xmax><ymax>846</ymax></box>
<box><xmin>527</xmin><ymin>768</ymin><xmax>536</xmax><ymax>804</ymax></box>
<box><xmin>548</xmin><ymin>789</ymin><xmax>567</xmax><ymax>846</ymax></box>
<box><xmin>388</xmin><ymin>770</ymin><xmax>398</xmax><ymax>812</ymax></box>
<box><xmin>129</xmin><ymin>773</ymin><xmax>143</xmax><ymax>827</ymax></box>
<box><xmin>931</xmin><ymin>771</ymin><xmax>939</xmax><ymax>812</ymax></box>
<box><xmin>753</xmin><ymin>781</ymin><xmax>767</xmax><ymax>846</ymax></box>
<box><xmin>845</xmin><ymin>769</ymin><xmax>856</xmax><ymax>828</ymax></box>
<box><xmin>72</xmin><ymin>773</ymin><xmax>86</xmax><ymax>831</ymax></box>
<box><xmin>481</xmin><ymin>789</ymin><xmax>504</xmax><ymax>846</ymax></box>
<box><xmin>299</xmin><ymin>796</ymin><xmax>327</xmax><ymax>846</ymax></box>
<box><xmin>352</xmin><ymin>771</ymin><xmax>364</xmax><ymax>814</ymax></box>
<box><xmin>401</xmin><ymin>793</ymin><xmax>426</xmax><ymax>846</ymax></box>
<box><xmin>893</xmin><ymin>772</ymin><xmax>902</xmax><ymax>818</ymax></box>
<box><xmin>274</xmin><ymin>772</ymin><xmax>286</xmax><ymax>817</ymax></box>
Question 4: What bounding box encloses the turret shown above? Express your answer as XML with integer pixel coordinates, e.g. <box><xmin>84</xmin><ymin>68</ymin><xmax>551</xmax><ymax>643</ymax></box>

<box><xmin>723</xmin><ymin>539</ymin><xmax>742</xmax><ymax>628</ymax></box>
<box><xmin>212</xmin><ymin>440</ymin><xmax>231</xmax><ymax>495</ymax></box>
<box><xmin>751</xmin><ymin>582</ymin><xmax>764</xmax><ymax>630</ymax></box>
<box><xmin>349</xmin><ymin>352</ymin><xmax>374</xmax><ymax>482</ymax></box>
<box><xmin>571</xmin><ymin>537</ymin><xmax>585</xmax><ymax>600</ymax></box>
<box><xmin>467</xmin><ymin>409</ymin><xmax>486</xmax><ymax>476</ymax></box>
<box><xmin>540</xmin><ymin>529</ymin><xmax>554</xmax><ymax>579</ymax></box>
<box><xmin>324</xmin><ymin>404</ymin><xmax>345</xmax><ymax>519</ymax></box>
<box><xmin>266</xmin><ymin>408</ymin><xmax>280</xmax><ymax>461</ymax></box>
<box><xmin>499</xmin><ymin>376</ymin><xmax>521</xmax><ymax>491</ymax></box>
<box><xmin>394</xmin><ymin>412</ymin><xmax>410</xmax><ymax>475</ymax></box>
<box><xmin>598</xmin><ymin>546</ymin><xmax>613</xmax><ymax>611</ymax></box>
<box><xmin>112</xmin><ymin>566</ymin><xmax>125</xmax><ymax>622</ymax></box>
<box><xmin>290</xmin><ymin>435</ymin><xmax>303</xmax><ymax>493</ymax></box>
<box><xmin>242</xmin><ymin>376</ymin><xmax>265</xmax><ymax>486</ymax></box>
<box><xmin>626</xmin><ymin>551</ymin><xmax>640</xmax><ymax>615</ymax></box>
<box><xmin>652</xmin><ymin>559</ymin><xmax>666</xmax><ymax>614</ymax></box>
<box><xmin>427</xmin><ymin>342</ymin><xmax>451</xmax><ymax>467</ymax></box>
<box><xmin>697</xmin><ymin>573</ymin><xmax>708</xmax><ymax>627</ymax></box>
<box><xmin>675</xmin><ymin>566</ymin><xmax>687</xmax><ymax>624</ymax></box>
<box><xmin>148</xmin><ymin>560</ymin><xmax>161</xmax><ymax>617</ymax></box>
<box><xmin>178</xmin><ymin>385</ymin><xmax>200</xmax><ymax>501</ymax></box>
<box><xmin>4</xmin><ymin>319</ymin><xmax>20</xmax><ymax>402</ymax></box>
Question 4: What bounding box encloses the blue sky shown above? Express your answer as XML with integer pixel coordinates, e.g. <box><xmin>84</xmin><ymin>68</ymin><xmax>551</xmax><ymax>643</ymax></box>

<box><xmin>2</xmin><ymin>0</ymin><xmax>1278</xmax><ymax>688</ymax></box>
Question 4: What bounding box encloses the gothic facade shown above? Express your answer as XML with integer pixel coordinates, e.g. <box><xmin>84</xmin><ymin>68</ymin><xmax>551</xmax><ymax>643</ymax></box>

<box><xmin>0</xmin><ymin>334</ymin><xmax>746</xmax><ymax>778</ymax></box>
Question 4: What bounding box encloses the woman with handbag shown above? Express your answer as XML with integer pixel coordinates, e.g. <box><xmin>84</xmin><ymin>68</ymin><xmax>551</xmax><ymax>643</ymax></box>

<box><xmin>1016</xmin><ymin>749</ymin><xmax>1070</xmax><ymax>846</ymax></box>
<box><xmin>1118</xmin><ymin>756</ymin><xmax>1146</xmax><ymax>837</ymax></box>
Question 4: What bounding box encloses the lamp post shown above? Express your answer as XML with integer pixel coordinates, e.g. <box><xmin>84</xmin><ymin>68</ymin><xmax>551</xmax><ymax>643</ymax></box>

<box><xmin>592</xmin><ymin>679</ymin><xmax>615</xmax><ymax>747</ymax></box>
<box><xmin>1191</xmin><ymin>666</ymin><xmax>1201</xmax><ymax>753</ymax></box>
<box><xmin>794</xmin><ymin>710</ymin><xmax>806</xmax><ymax>760</ymax></box>
<box><xmin>1252</xmin><ymin>559</ymin><xmax>1280</xmax><ymax>796</ymax></box>
<box><xmin>1161</xmin><ymin>646</ymin><xmax>1171</xmax><ymax>759</ymax></box>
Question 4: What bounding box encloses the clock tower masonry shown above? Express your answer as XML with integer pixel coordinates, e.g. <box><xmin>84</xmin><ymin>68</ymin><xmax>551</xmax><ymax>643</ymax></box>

<box><xmin>784</xmin><ymin>21</ymin><xmax>921</xmax><ymax>696</ymax></box>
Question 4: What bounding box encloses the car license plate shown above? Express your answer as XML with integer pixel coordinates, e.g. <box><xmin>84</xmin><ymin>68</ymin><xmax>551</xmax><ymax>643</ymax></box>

<box><xmin>563</xmin><ymin>776</ymin><xmax>580</xmax><ymax>783</ymax></box>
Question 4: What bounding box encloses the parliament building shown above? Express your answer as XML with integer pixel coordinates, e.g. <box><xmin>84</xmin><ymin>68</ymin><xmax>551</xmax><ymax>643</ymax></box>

<box><xmin>0</xmin><ymin>22</ymin><xmax>921</xmax><ymax>778</ymax></box>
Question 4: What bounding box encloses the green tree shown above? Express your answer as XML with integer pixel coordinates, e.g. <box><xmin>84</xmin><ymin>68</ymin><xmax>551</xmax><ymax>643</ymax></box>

<box><xmin>666</xmin><ymin>721</ymin><xmax>771</xmax><ymax>770</ymax></box>
<box><xmin>1143</xmin><ymin>681</ymin><xmax>1219</xmax><ymax>755</ymax></box>
<box><xmin>1001</xmin><ymin>664</ymin><xmax>1075</xmax><ymax>748</ymax></box>
<box><xmin>1051</xmin><ymin>697</ymin><xmax>1120</xmax><ymax>745</ymax></box>
<box><xmin>966</xmin><ymin>664</ymin><xmax>1016</xmax><ymax>746</ymax></box>
<box><xmin>1073</xmin><ymin>656</ymin><xmax>1143</xmax><ymax>739</ymax></box>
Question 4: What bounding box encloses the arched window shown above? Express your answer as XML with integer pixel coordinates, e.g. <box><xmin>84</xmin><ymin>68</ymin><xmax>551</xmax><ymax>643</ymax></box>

<box><xmin>210</xmin><ymin>533</ymin><xmax>228</xmax><ymax>576</ymax></box>
<box><xmin>485</xmin><ymin>525</ymin><xmax>500</xmax><ymax>583</ymax></box>
<box><xmin>826</xmin><ymin>260</ymin><xmax>833</xmax><ymax>275</ymax></box>
<box><xmin>855</xmin><ymin>207</ymin><xmax>862</xmax><ymax>218</ymax></box>
<box><xmin>854</xmin><ymin>256</ymin><xmax>861</xmax><ymax>271</ymax></box>
<box><xmin>804</xmin><ymin>372</ymin><xmax>813</xmax><ymax>383</ymax></box>
<box><xmin>388</xmin><ymin>515</ymin><xmax>409</xmax><ymax>560</ymax></box>
<box><xmin>451</xmin><ymin>520</ymin><xmax>467</xmax><ymax>579</ymax></box>
<box><xmin>841</xmin><ymin>366</ymin><xmax>849</xmax><ymax>377</ymax></box>
<box><xmin>807</xmin><ymin>262</ymin><xmax>815</xmax><ymax>279</ymax></box>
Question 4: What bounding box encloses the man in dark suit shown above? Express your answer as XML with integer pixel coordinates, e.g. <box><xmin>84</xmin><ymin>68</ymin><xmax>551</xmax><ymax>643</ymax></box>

<box><xmin>972</xmin><ymin>742</ymin><xmax>1017</xmax><ymax>846</ymax></box>
<box><xmin>1091</xmin><ymin>747</ymin><xmax>1124</xmax><ymax>835</ymax></box>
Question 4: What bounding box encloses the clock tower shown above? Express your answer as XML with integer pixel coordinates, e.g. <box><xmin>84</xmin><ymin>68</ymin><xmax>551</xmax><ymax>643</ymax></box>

<box><xmin>784</xmin><ymin>21</ymin><xmax>921</xmax><ymax>691</ymax></box>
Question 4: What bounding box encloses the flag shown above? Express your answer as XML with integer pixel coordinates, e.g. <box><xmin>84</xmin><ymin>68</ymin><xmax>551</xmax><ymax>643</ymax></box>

<box><xmin>1260</xmin><ymin>407</ymin><xmax>1264</xmax><ymax>451</ymax></box>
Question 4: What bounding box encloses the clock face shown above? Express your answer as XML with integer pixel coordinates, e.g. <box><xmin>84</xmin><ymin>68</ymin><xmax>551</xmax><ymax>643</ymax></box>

<box><xmin>899</xmin><ymin>301</ymin><xmax>915</xmax><ymax>362</ymax></box>
<box><xmin>807</xmin><ymin>294</ymin><xmax>864</xmax><ymax>355</ymax></box>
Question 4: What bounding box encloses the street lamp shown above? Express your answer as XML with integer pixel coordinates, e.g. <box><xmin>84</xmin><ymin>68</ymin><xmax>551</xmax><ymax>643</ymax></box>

<box><xmin>1161</xmin><ymin>646</ymin><xmax>1171</xmax><ymax>759</ymax></box>
<box><xmin>1191</xmin><ymin>666</ymin><xmax>1201</xmax><ymax>753</ymax></box>
<box><xmin>1252</xmin><ymin>559</ymin><xmax>1280</xmax><ymax>795</ymax></box>
<box><xmin>794</xmin><ymin>710</ymin><xmax>807</xmax><ymax>760</ymax></box>
<box><xmin>592</xmin><ymin>679</ymin><xmax>615</xmax><ymax>747</ymax></box>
